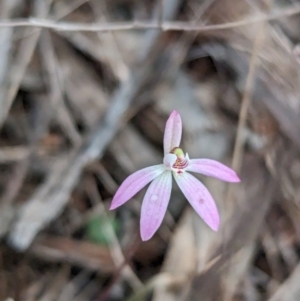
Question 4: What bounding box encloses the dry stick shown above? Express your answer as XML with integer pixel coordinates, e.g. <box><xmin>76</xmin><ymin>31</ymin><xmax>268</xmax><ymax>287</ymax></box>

<box><xmin>222</xmin><ymin>4</ymin><xmax>271</xmax><ymax>301</ymax></box>
<box><xmin>0</xmin><ymin>147</ymin><xmax>30</xmax><ymax>163</ymax></box>
<box><xmin>39</xmin><ymin>266</ymin><xmax>70</xmax><ymax>301</ymax></box>
<box><xmin>267</xmin><ymin>263</ymin><xmax>300</xmax><ymax>301</ymax></box>
<box><xmin>39</xmin><ymin>30</ymin><xmax>82</xmax><ymax>146</ymax></box>
<box><xmin>0</xmin><ymin>3</ymin><xmax>48</xmax><ymax>286</ymax></box>
<box><xmin>0</xmin><ymin>0</ymin><xmax>53</xmax><ymax>242</ymax></box>
<box><xmin>56</xmin><ymin>270</ymin><xmax>97</xmax><ymax>301</ymax></box>
<box><xmin>86</xmin><ymin>177</ymin><xmax>143</xmax><ymax>290</ymax></box>
<box><xmin>0</xmin><ymin>0</ymin><xmax>53</xmax><ymax>129</ymax></box>
<box><xmin>7</xmin><ymin>0</ymin><xmax>89</xmax><ymax>44</ymax></box>
<box><xmin>158</xmin><ymin>0</ymin><xmax>164</xmax><ymax>27</ymax></box>
<box><xmin>0</xmin><ymin>160</ymin><xmax>30</xmax><ymax>228</ymax></box>
<box><xmin>0</xmin><ymin>0</ymin><xmax>95</xmax><ymax>242</ymax></box>
<box><xmin>164</xmin><ymin>0</ymin><xmax>216</xmax><ymax>77</ymax></box>
<box><xmin>54</xmin><ymin>0</ymin><xmax>90</xmax><ymax>20</ymax></box>
<box><xmin>96</xmin><ymin>237</ymin><xmax>141</xmax><ymax>301</ymax></box>
<box><xmin>225</xmin><ymin>0</ymin><xmax>271</xmax><ymax>251</ymax></box>
<box><xmin>0</xmin><ymin>0</ymin><xmax>90</xmax><ymax>129</ymax></box>
<box><xmin>9</xmin><ymin>0</ymin><xmax>183</xmax><ymax>251</ymax></box>
<box><xmin>89</xmin><ymin>0</ymin><xmax>129</xmax><ymax>82</ymax></box>
<box><xmin>0</xmin><ymin>0</ymin><xmax>26</xmax><ymax>231</ymax></box>
<box><xmin>0</xmin><ymin>0</ymin><xmax>21</xmax><ymax>106</ymax></box>
<box><xmin>231</xmin><ymin>10</ymin><xmax>269</xmax><ymax>172</ymax></box>
<box><xmin>0</xmin><ymin>4</ymin><xmax>300</xmax><ymax>32</ymax></box>
<box><xmin>0</xmin><ymin>0</ymin><xmax>51</xmax><ymax>289</ymax></box>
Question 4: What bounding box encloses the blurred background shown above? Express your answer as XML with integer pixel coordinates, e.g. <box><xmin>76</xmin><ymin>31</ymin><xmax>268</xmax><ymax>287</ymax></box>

<box><xmin>0</xmin><ymin>0</ymin><xmax>300</xmax><ymax>300</ymax></box>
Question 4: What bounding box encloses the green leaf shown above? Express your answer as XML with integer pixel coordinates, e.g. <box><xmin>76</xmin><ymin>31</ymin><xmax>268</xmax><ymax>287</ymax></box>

<box><xmin>85</xmin><ymin>214</ymin><xmax>119</xmax><ymax>245</ymax></box>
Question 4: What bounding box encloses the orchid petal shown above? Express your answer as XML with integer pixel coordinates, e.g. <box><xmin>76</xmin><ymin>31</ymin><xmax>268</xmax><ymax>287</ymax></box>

<box><xmin>187</xmin><ymin>159</ymin><xmax>240</xmax><ymax>182</ymax></box>
<box><xmin>175</xmin><ymin>172</ymin><xmax>219</xmax><ymax>231</ymax></box>
<box><xmin>110</xmin><ymin>165</ymin><xmax>165</xmax><ymax>210</ymax></box>
<box><xmin>140</xmin><ymin>171</ymin><xmax>172</xmax><ymax>241</ymax></box>
<box><xmin>163</xmin><ymin>153</ymin><xmax>177</xmax><ymax>169</ymax></box>
<box><xmin>164</xmin><ymin>110</ymin><xmax>182</xmax><ymax>155</ymax></box>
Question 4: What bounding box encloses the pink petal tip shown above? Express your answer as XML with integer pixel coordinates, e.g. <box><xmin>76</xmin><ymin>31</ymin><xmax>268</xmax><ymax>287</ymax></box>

<box><xmin>187</xmin><ymin>159</ymin><xmax>241</xmax><ymax>183</ymax></box>
<box><xmin>170</xmin><ymin>110</ymin><xmax>179</xmax><ymax>116</ymax></box>
<box><xmin>110</xmin><ymin>165</ymin><xmax>165</xmax><ymax>210</ymax></box>
<box><xmin>140</xmin><ymin>171</ymin><xmax>172</xmax><ymax>241</ymax></box>
<box><xmin>175</xmin><ymin>172</ymin><xmax>220</xmax><ymax>232</ymax></box>
<box><xmin>163</xmin><ymin>111</ymin><xmax>182</xmax><ymax>155</ymax></box>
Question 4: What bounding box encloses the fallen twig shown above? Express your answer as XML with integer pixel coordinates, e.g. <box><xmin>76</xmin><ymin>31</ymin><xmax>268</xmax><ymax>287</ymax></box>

<box><xmin>0</xmin><ymin>4</ymin><xmax>300</xmax><ymax>32</ymax></box>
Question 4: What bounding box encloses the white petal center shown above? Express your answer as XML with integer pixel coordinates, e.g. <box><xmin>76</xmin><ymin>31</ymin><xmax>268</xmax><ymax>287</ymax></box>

<box><xmin>163</xmin><ymin>153</ymin><xmax>177</xmax><ymax>170</ymax></box>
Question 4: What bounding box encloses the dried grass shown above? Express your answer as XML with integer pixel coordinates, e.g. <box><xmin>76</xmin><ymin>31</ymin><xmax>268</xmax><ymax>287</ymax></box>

<box><xmin>0</xmin><ymin>0</ymin><xmax>300</xmax><ymax>300</ymax></box>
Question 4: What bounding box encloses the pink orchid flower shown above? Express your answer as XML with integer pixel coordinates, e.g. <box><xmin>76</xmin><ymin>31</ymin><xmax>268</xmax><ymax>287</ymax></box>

<box><xmin>110</xmin><ymin>110</ymin><xmax>240</xmax><ymax>241</ymax></box>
